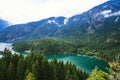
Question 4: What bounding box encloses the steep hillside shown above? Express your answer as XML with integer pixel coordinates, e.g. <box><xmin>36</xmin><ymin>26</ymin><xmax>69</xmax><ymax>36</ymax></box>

<box><xmin>57</xmin><ymin>0</ymin><xmax>120</xmax><ymax>36</ymax></box>
<box><xmin>3</xmin><ymin>0</ymin><xmax>119</xmax><ymax>61</ymax></box>
<box><xmin>0</xmin><ymin>0</ymin><xmax>120</xmax><ymax>42</ymax></box>
<box><xmin>0</xmin><ymin>17</ymin><xmax>66</xmax><ymax>42</ymax></box>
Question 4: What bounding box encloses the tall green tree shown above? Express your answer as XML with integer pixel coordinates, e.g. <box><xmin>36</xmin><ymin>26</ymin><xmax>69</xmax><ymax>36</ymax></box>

<box><xmin>17</xmin><ymin>56</ymin><xmax>26</xmax><ymax>80</ymax></box>
<box><xmin>7</xmin><ymin>62</ymin><xmax>15</xmax><ymax>80</ymax></box>
<box><xmin>0</xmin><ymin>59</ymin><xmax>6</xmax><ymax>80</ymax></box>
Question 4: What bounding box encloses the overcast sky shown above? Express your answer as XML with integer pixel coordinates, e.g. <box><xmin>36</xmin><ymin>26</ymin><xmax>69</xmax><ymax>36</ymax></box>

<box><xmin>0</xmin><ymin>0</ymin><xmax>108</xmax><ymax>24</ymax></box>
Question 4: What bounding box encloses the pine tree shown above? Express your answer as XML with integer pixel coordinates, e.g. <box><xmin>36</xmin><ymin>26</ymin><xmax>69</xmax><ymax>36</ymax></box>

<box><xmin>41</xmin><ymin>57</ymin><xmax>50</xmax><ymax>80</ymax></box>
<box><xmin>17</xmin><ymin>56</ymin><xmax>26</xmax><ymax>80</ymax></box>
<box><xmin>8</xmin><ymin>62</ymin><xmax>15</xmax><ymax>80</ymax></box>
<box><xmin>0</xmin><ymin>59</ymin><xmax>6</xmax><ymax>80</ymax></box>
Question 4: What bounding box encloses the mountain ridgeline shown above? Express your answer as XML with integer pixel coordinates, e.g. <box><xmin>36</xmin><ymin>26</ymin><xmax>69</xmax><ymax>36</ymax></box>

<box><xmin>0</xmin><ymin>0</ymin><xmax>120</xmax><ymax>61</ymax></box>
<box><xmin>57</xmin><ymin>0</ymin><xmax>120</xmax><ymax>36</ymax></box>
<box><xmin>0</xmin><ymin>17</ymin><xmax>66</xmax><ymax>42</ymax></box>
<box><xmin>0</xmin><ymin>0</ymin><xmax>120</xmax><ymax>80</ymax></box>
<box><xmin>0</xmin><ymin>0</ymin><xmax>120</xmax><ymax>42</ymax></box>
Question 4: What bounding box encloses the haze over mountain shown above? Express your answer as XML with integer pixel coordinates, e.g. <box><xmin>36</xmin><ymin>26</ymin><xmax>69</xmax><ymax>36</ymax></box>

<box><xmin>0</xmin><ymin>0</ymin><xmax>120</xmax><ymax>42</ymax></box>
<box><xmin>0</xmin><ymin>0</ymin><xmax>108</xmax><ymax>24</ymax></box>
<box><xmin>0</xmin><ymin>19</ymin><xmax>11</xmax><ymax>31</ymax></box>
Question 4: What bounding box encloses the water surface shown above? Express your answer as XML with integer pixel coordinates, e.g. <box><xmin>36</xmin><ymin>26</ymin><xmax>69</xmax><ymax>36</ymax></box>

<box><xmin>47</xmin><ymin>54</ymin><xmax>109</xmax><ymax>74</ymax></box>
<box><xmin>0</xmin><ymin>43</ymin><xmax>109</xmax><ymax>74</ymax></box>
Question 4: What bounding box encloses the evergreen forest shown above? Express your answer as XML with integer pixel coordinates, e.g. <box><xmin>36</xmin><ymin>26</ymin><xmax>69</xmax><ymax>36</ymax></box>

<box><xmin>0</xmin><ymin>48</ymin><xmax>88</xmax><ymax>80</ymax></box>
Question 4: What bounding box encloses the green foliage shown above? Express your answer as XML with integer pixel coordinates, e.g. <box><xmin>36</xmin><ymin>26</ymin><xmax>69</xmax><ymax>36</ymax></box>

<box><xmin>0</xmin><ymin>49</ymin><xmax>88</xmax><ymax>80</ymax></box>
<box><xmin>13</xmin><ymin>38</ymin><xmax>75</xmax><ymax>54</ymax></box>
<box><xmin>12</xmin><ymin>37</ymin><xmax>120</xmax><ymax>62</ymax></box>
<box><xmin>109</xmin><ymin>55</ymin><xmax>120</xmax><ymax>80</ymax></box>
<box><xmin>87</xmin><ymin>67</ymin><xmax>109</xmax><ymax>80</ymax></box>
<box><xmin>25</xmin><ymin>72</ymin><xmax>35</xmax><ymax>80</ymax></box>
<box><xmin>17</xmin><ymin>56</ymin><xmax>26</xmax><ymax>80</ymax></box>
<box><xmin>13</xmin><ymin>41</ymin><xmax>30</xmax><ymax>52</ymax></box>
<box><xmin>8</xmin><ymin>62</ymin><xmax>16</xmax><ymax>80</ymax></box>
<box><xmin>11</xmin><ymin>17</ymin><xmax>120</xmax><ymax>65</ymax></box>
<box><xmin>87</xmin><ymin>58</ymin><xmax>120</xmax><ymax>80</ymax></box>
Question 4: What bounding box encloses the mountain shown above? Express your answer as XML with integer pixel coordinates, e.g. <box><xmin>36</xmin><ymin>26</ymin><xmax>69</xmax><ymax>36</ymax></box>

<box><xmin>57</xmin><ymin>0</ymin><xmax>120</xmax><ymax>36</ymax></box>
<box><xmin>0</xmin><ymin>0</ymin><xmax>120</xmax><ymax>42</ymax></box>
<box><xmin>0</xmin><ymin>19</ymin><xmax>11</xmax><ymax>31</ymax></box>
<box><xmin>0</xmin><ymin>17</ymin><xmax>66</xmax><ymax>42</ymax></box>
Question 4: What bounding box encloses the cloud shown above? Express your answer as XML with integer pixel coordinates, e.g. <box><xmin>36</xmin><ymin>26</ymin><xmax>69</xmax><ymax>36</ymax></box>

<box><xmin>0</xmin><ymin>0</ymin><xmax>108</xmax><ymax>24</ymax></box>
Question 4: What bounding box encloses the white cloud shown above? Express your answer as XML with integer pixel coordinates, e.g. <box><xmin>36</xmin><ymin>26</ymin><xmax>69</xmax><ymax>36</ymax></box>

<box><xmin>0</xmin><ymin>0</ymin><xmax>108</xmax><ymax>24</ymax></box>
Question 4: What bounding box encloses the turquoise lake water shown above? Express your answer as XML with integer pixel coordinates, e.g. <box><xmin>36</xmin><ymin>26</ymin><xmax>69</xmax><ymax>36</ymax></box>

<box><xmin>46</xmin><ymin>54</ymin><xmax>109</xmax><ymax>74</ymax></box>
<box><xmin>0</xmin><ymin>43</ymin><xmax>109</xmax><ymax>74</ymax></box>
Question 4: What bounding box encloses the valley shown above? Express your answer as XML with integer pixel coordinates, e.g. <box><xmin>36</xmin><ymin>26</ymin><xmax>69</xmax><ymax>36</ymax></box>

<box><xmin>0</xmin><ymin>0</ymin><xmax>120</xmax><ymax>62</ymax></box>
<box><xmin>0</xmin><ymin>0</ymin><xmax>120</xmax><ymax>80</ymax></box>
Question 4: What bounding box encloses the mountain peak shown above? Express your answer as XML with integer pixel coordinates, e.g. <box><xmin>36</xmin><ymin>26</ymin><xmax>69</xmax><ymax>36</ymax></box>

<box><xmin>0</xmin><ymin>0</ymin><xmax>120</xmax><ymax>42</ymax></box>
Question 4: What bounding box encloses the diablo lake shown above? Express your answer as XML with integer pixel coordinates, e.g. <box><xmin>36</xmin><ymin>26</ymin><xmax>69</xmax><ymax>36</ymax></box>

<box><xmin>0</xmin><ymin>42</ymin><xmax>109</xmax><ymax>74</ymax></box>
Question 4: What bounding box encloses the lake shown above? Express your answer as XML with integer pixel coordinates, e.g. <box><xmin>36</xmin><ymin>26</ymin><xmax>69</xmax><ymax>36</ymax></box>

<box><xmin>0</xmin><ymin>43</ymin><xmax>109</xmax><ymax>74</ymax></box>
<box><xmin>46</xmin><ymin>54</ymin><xmax>109</xmax><ymax>74</ymax></box>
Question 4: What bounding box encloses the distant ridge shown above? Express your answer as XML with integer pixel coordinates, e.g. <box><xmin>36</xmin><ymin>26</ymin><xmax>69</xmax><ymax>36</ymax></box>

<box><xmin>0</xmin><ymin>0</ymin><xmax>120</xmax><ymax>42</ymax></box>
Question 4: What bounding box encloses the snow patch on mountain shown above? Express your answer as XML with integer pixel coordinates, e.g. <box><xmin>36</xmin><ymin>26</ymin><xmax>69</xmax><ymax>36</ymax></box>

<box><xmin>115</xmin><ymin>16</ymin><xmax>119</xmax><ymax>22</ymax></box>
<box><xmin>55</xmin><ymin>22</ymin><xmax>63</xmax><ymax>27</ymax></box>
<box><xmin>64</xmin><ymin>18</ymin><xmax>69</xmax><ymax>24</ymax></box>
<box><xmin>101</xmin><ymin>10</ymin><xmax>120</xmax><ymax>17</ymax></box>
<box><xmin>101</xmin><ymin>10</ymin><xmax>112</xmax><ymax>15</ymax></box>
<box><xmin>47</xmin><ymin>20</ymin><xmax>55</xmax><ymax>24</ymax></box>
<box><xmin>47</xmin><ymin>19</ymin><xmax>63</xmax><ymax>27</ymax></box>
